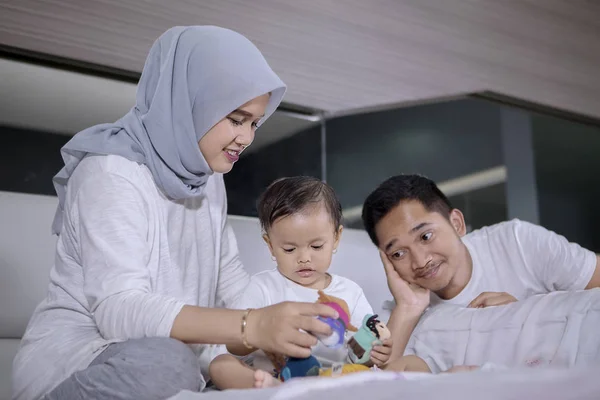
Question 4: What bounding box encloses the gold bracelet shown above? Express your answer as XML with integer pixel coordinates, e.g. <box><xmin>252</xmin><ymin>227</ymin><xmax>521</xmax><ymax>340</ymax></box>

<box><xmin>241</xmin><ymin>308</ymin><xmax>254</xmax><ymax>349</ymax></box>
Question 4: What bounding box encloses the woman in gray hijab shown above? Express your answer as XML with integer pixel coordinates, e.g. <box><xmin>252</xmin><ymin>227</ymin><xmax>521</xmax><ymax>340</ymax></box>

<box><xmin>12</xmin><ymin>26</ymin><xmax>337</xmax><ymax>400</ymax></box>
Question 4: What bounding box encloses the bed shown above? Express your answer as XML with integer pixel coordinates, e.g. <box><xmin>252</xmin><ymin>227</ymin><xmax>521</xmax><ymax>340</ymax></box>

<box><xmin>169</xmin><ymin>367</ymin><xmax>600</xmax><ymax>400</ymax></box>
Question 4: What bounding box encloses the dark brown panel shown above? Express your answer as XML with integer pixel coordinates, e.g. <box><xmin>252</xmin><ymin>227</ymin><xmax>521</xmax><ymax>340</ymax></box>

<box><xmin>1</xmin><ymin>0</ymin><xmax>599</xmax><ymax>118</ymax></box>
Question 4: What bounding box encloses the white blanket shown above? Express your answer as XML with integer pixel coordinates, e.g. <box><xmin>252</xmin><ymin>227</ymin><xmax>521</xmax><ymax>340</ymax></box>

<box><xmin>168</xmin><ymin>367</ymin><xmax>600</xmax><ymax>400</ymax></box>
<box><xmin>168</xmin><ymin>290</ymin><xmax>600</xmax><ymax>400</ymax></box>
<box><xmin>405</xmin><ymin>289</ymin><xmax>600</xmax><ymax>372</ymax></box>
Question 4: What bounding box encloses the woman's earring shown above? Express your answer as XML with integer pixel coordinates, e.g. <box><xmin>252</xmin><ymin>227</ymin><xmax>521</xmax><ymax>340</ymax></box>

<box><xmin>271</xmin><ymin>256</ymin><xmax>276</xmax><ymax>262</ymax></box>
<box><xmin>333</xmin><ymin>249</ymin><xmax>337</xmax><ymax>254</ymax></box>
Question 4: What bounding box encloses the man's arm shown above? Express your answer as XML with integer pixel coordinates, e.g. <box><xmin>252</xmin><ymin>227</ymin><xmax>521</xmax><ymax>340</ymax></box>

<box><xmin>386</xmin><ymin>306</ymin><xmax>422</xmax><ymax>362</ymax></box>
<box><xmin>584</xmin><ymin>255</ymin><xmax>600</xmax><ymax>289</ymax></box>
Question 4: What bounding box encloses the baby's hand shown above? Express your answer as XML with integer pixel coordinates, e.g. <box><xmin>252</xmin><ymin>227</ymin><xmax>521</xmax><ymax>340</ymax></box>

<box><xmin>370</xmin><ymin>338</ymin><xmax>393</xmax><ymax>367</ymax></box>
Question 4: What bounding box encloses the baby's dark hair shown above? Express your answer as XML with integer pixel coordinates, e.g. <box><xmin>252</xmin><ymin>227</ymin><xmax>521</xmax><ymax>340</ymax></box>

<box><xmin>257</xmin><ymin>176</ymin><xmax>343</xmax><ymax>233</ymax></box>
<box><xmin>366</xmin><ymin>314</ymin><xmax>381</xmax><ymax>338</ymax></box>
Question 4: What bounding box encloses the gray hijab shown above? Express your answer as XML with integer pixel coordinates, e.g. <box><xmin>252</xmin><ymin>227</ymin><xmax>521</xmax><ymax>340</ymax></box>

<box><xmin>52</xmin><ymin>26</ymin><xmax>286</xmax><ymax>234</ymax></box>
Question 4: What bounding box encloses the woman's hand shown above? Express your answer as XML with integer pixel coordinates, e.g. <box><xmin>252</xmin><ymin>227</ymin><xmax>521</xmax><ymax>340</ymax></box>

<box><xmin>380</xmin><ymin>250</ymin><xmax>430</xmax><ymax>315</ymax></box>
<box><xmin>245</xmin><ymin>301</ymin><xmax>338</xmax><ymax>358</ymax></box>
<box><xmin>370</xmin><ymin>338</ymin><xmax>393</xmax><ymax>367</ymax></box>
<box><xmin>467</xmin><ymin>292</ymin><xmax>517</xmax><ymax>308</ymax></box>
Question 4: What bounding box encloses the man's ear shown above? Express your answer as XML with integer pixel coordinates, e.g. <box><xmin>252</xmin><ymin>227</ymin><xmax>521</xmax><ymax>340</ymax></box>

<box><xmin>449</xmin><ymin>209</ymin><xmax>467</xmax><ymax>237</ymax></box>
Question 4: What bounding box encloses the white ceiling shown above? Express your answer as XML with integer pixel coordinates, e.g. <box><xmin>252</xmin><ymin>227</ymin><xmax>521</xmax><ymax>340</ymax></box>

<box><xmin>0</xmin><ymin>58</ymin><xmax>317</xmax><ymax>153</ymax></box>
<box><xmin>1</xmin><ymin>0</ymin><xmax>600</xmax><ymax>119</ymax></box>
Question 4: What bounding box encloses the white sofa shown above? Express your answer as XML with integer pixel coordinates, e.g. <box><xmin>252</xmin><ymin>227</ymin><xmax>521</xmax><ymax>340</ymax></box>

<box><xmin>0</xmin><ymin>191</ymin><xmax>390</xmax><ymax>400</ymax></box>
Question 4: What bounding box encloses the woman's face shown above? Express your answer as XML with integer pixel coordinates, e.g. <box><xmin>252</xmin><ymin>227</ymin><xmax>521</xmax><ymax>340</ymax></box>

<box><xmin>198</xmin><ymin>93</ymin><xmax>270</xmax><ymax>173</ymax></box>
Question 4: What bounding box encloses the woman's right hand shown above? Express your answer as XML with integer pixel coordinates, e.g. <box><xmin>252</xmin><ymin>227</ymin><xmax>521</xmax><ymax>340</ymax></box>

<box><xmin>380</xmin><ymin>250</ymin><xmax>430</xmax><ymax>315</ymax></box>
<box><xmin>245</xmin><ymin>301</ymin><xmax>338</xmax><ymax>358</ymax></box>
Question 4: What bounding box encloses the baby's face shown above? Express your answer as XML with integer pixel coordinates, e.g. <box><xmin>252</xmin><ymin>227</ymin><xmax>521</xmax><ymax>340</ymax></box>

<box><xmin>264</xmin><ymin>205</ymin><xmax>341</xmax><ymax>290</ymax></box>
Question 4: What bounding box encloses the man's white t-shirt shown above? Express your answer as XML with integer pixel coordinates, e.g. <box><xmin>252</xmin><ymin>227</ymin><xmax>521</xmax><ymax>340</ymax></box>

<box><xmin>430</xmin><ymin>219</ymin><xmax>597</xmax><ymax>307</ymax></box>
<box><xmin>404</xmin><ymin>219</ymin><xmax>597</xmax><ymax>371</ymax></box>
<box><xmin>227</xmin><ymin>268</ymin><xmax>374</xmax><ymax>372</ymax></box>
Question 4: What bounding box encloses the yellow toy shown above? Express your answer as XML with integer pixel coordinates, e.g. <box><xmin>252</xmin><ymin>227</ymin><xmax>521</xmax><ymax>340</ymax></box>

<box><xmin>319</xmin><ymin>363</ymin><xmax>371</xmax><ymax>377</ymax></box>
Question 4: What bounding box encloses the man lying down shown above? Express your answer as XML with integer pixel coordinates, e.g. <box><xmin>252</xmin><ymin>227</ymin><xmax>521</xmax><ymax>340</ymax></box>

<box><xmin>388</xmin><ymin>288</ymin><xmax>600</xmax><ymax>373</ymax></box>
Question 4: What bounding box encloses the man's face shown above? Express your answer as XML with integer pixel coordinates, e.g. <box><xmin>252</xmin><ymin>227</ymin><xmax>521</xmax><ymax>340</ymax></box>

<box><xmin>374</xmin><ymin>200</ymin><xmax>468</xmax><ymax>295</ymax></box>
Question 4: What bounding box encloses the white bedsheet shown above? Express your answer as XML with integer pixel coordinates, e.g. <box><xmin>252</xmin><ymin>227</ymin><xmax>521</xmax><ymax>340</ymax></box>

<box><xmin>169</xmin><ymin>367</ymin><xmax>600</xmax><ymax>400</ymax></box>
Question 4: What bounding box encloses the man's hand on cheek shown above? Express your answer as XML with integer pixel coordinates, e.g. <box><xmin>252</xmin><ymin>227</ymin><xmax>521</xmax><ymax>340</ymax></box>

<box><xmin>379</xmin><ymin>250</ymin><xmax>430</xmax><ymax>314</ymax></box>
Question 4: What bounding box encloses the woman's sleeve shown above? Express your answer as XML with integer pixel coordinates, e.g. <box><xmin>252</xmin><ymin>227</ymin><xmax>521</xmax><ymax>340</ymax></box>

<box><xmin>214</xmin><ymin>176</ymin><xmax>250</xmax><ymax>308</ymax></box>
<box><xmin>75</xmin><ymin>172</ymin><xmax>185</xmax><ymax>340</ymax></box>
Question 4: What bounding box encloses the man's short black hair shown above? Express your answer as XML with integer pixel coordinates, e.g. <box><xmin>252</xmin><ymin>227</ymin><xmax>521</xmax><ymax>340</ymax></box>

<box><xmin>362</xmin><ymin>174</ymin><xmax>453</xmax><ymax>246</ymax></box>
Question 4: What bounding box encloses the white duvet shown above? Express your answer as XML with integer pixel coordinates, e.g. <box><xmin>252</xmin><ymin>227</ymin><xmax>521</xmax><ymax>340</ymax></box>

<box><xmin>405</xmin><ymin>288</ymin><xmax>600</xmax><ymax>372</ymax></box>
<box><xmin>169</xmin><ymin>367</ymin><xmax>600</xmax><ymax>400</ymax></box>
<box><xmin>169</xmin><ymin>289</ymin><xmax>600</xmax><ymax>400</ymax></box>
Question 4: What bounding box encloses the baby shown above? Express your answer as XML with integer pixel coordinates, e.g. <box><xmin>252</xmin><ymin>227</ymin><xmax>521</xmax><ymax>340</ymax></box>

<box><xmin>388</xmin><ymin>288</ymin><xmax>600</xmax><ymax>373</ymax></box>
<box><xmin>209</xmin><ymin>176</ymin><xmax>393</xmax><ymax>389</ymax></box>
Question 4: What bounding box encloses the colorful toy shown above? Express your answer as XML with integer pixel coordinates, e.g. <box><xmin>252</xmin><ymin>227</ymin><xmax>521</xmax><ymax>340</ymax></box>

<box><xmin>277</xmin><ymin>292</ymin><xmax>365</xmax><ymax>382</ymax></box>
<box><xmin>347</xmin><ymin>314</ymin><xmax>391</xmax><ymax>365</ymax></box>
<box><xmin>278</xmin><ymin>356</ymin><xmax>371</xmax><ymax>381</ymax></box>
<box><xmin>319</xmin><ymin>363</ymin><xmax>371</xmax><ymax>377</ymax></box>
<box><xmin>314</xmin><ymin>291</ymin><xmax>357</xmax><ymax>348</ymax></box>
<box><xmin>278</xmin><ymin>356</ymin><xmax>321</xmax><ymax>381</ymax></box>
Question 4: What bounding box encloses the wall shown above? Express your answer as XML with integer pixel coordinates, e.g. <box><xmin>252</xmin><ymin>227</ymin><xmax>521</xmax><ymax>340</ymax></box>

<box><xmin>8</xmin><ymin>98</ymin><xmax>600</xmax><ymax>255</ymax></box>
<box><xmin>0</xmin><ymin>122</ymin><xmax>320</xmax><ymax>220</ymax></box>
<box><xmin>326</xmin><ymin>98</ymin><xmax>503</xmax><ymax>211</ymax></box>
<box><xmin>224</xmin><ymin>125</ymin><xmax>322</xmax><ymax>217</ymax></box>
<box><xmin>224</xmin><ymin>97</ymin><xmax>508</xmax><ymax>229</ymax></box>
<box><xmin>533</xmin><ymin>115</ymin><xmax>600</xmax><ymax>252</ymax></box>
<box><xmin>448</xmin><ymin>183</ymin><xmax>508</xmax><ymax>233</ymax></box>
<box><xmin>0</xmin><ymin>125</ymin><xmax>68</xmax><ymax>195</ymax></box>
